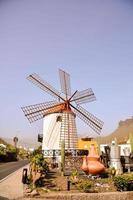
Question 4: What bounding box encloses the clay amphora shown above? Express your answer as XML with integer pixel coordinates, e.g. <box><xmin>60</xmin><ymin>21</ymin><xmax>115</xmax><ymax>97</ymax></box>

<box><xmin>87</xmin><ymin>144</ymin><xmax>105</xmax><ymax>175</ymax></box>
<box><xmin>81</xmin><ymin>156</ymin><xmax>88</xmax><ymax>173</ymax></box>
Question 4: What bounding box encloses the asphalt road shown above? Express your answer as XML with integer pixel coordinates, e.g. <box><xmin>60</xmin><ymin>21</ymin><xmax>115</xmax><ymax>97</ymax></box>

<box><xmin>0</xmin><ymin>160</ymin><xmax>29</xmax><ymax>181</ymax></box>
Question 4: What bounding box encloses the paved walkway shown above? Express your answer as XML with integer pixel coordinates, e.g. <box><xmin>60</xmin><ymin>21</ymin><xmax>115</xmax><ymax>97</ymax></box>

<box><xmin>0</xmin><ymin>165</ymin><xmax>29</xmax><ymax>200</ymax></box>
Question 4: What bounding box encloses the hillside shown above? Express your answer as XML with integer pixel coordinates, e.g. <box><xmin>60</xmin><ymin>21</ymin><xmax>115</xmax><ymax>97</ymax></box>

<box><xmin>2</xmin><ymin>137</ymin><xmax>40</xmax><ymax>149</ymax></box>
<box><xmin>97</xmin><ymin>117</ymin><xmax>133</xmax><ymax>144</ymax></box>
<box><xmin>1</xmin><ymin>117</ymin><xmax>133</xmax><ymax>147</ymax></box>
<box><xmin>0</xmin><ymin>138</ymin><xmax>7</xmax><ymax>145</ymax></box>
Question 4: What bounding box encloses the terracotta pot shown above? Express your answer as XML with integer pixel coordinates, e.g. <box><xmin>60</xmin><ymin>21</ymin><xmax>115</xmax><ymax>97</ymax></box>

<box><xmin>81</xmin><ymin>156</ymin><xmax>88</xmax><ymax>172</ymax></box>
<box><xmin>87</xmin><ymin>144</ymin><xmax>105</xmax><ymax>175</ymax></box>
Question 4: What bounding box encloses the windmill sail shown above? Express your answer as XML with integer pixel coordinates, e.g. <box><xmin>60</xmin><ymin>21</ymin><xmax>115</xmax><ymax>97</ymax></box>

<box><xmin>70</xmin><ymin>88</ymin><xmax>96</xmax><ymax>105</ymax></box>
<box><xmin>59</xmin><ymin>69</ymin><xmax>71</xmax><ymax>98</ymax></box>
<box><xmin>27</xmin><ymin>73</ymin><xmax>64</xmax><ymax>101</ymax></box>
<box><xmin>22</xmin><ymin>101</ymin><xmax>60</xmax><ymax>123</ymax></box>
<box><xmin>71</xmin><ymin>104</ymin><xmax>103</xmax><ymax>135</ymax></box>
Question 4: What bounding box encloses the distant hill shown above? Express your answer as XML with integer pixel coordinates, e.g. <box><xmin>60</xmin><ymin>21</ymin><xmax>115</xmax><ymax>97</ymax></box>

<box><xmin>2</xmin><ymin>137</ymin><xmax>40</xmax><ymax>149</ymax></box>
<box><xmin>0</xmin><ymin>138</ymin><xmax>8</xmax><ymax>145</ymax></box>
<box><xmin>96</xmin><ymin>117</ymin><xmax>133</xmax><ymax>144</ymax></box>
<box><xmin>2</xmin><ymin>117</ymin><xmax>133</xmax><ymax>147</ymax></box>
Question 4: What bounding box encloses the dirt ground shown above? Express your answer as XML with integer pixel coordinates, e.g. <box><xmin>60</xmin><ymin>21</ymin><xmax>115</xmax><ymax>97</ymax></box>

<box><xmin>39</xmin><ymin>168</ymin><xmax>116</xmax><ymax>194</ymax></box>
<box><xmin>43</xmin><ymin>169</ymin><xmax>70</xmax><ymax>191</ymax></box>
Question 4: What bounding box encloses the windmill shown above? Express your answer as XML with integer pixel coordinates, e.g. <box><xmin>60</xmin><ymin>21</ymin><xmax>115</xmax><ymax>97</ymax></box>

<box><xmin>22</xmin><ymin>69</ymin><xmax>103</xmax><ymax>150</ymax></box>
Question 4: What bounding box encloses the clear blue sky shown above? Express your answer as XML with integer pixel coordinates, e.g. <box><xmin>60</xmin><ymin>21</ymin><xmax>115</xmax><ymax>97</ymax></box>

<box><xmin>0</xmin><ymin>0</ymin><xmax>133</xmax><ymax>140</ymax></box>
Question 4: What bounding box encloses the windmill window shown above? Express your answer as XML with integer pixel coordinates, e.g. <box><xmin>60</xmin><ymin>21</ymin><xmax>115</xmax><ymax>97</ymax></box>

<box><xmin>56</xmin><ymin>116</ymin><xmax>62</xmax><ymax>122</ymax></box>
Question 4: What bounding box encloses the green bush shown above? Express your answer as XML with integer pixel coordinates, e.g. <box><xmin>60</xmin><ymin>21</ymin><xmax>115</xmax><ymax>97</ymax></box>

<box><xmin>0</xmin><ymin>146</ymin><xmax>6</xmax><ymax>156</ymax></box>
<box><xmin>114</xmin><ymin>176</ymin><xmax>128</xmax><ymax>191</ymax></box>
<box><xmin>114</xmin><ymin>173</ymin><xmax>133</xmax><ymax>191</ymax></box>
<box><xmin>77</xmin><ymin>180</ymin><xmax>94</xmax><ymax>193</ymax></box>
<box><xmin>30</xmin><ymin>153</ymin><xmax>49</xmax><ymax>174</ymax></box>
<box><xmin>29</xmin><ymin>152</ymin><xmax>49</xmax><ymax>187</ymax></box>
<box><xmin>0</xmin><ymin>145</ymin><xmax>17</xmax><ymax>162</ymax></box>
<box><xmin>18</xmin><ymin>148</ymin><xmax>29</xmax><ymax>159</ymax></box>
<box><xmin>71</xmin><ymin>169</ymin><xmax>79</xmax><ymax>178</ymax></box>
<box><xmin>70</xmin><ymin>169</ymin><xmax>79</xmax><ymax>184</ymax></box>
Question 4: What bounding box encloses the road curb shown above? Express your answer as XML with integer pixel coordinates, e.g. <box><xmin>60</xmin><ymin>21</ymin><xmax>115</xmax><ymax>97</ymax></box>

<box><xmin>0</xmin><ymin>164</ymin><xmax>29</xmax><ymax>183</ymax></box>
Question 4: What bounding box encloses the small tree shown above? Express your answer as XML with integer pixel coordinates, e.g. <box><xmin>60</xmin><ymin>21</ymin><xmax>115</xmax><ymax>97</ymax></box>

<box><xmin>30</xmin><ymin>153</ymin><xmax>48</xmax><ymax>189</ymax></box>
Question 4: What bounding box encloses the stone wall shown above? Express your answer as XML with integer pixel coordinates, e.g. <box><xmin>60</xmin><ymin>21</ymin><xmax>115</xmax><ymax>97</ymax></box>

<box><xmin>30</xmin><ymin>191</ymin><xmax>133</xmax><ymax>200</ymax></box>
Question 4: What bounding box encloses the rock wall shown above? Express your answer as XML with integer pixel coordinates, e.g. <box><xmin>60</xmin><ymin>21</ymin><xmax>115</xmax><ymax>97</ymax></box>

<box><xmin>31</xmin><ymin>191</ymin><xmax>133</xmax><ymax>200</ymax></box>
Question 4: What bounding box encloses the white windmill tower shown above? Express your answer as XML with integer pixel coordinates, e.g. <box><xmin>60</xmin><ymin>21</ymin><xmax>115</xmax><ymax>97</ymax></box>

<box><xmin>22</xmin><ymin>69</ymin><xmax>103</xmax><ymax>152</ymax></box>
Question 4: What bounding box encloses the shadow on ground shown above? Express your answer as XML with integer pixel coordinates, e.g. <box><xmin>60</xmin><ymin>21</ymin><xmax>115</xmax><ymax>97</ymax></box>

<box><xmin>0</xmin><ymin>196</ymin><xmax>9</xmax><ymax>200</ymax></box>
<box><xmin>0</xmin><ymin>196</ymin><xmax>24</xmax><ymax>200</ymax></box>
<box><xmin>45</xmin><ymin>171</ymin><xmax>56</xmax><ymax>179</ymax></box>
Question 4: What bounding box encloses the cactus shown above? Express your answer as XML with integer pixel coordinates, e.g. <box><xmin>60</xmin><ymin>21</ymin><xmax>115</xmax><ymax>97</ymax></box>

<box><xmin>129</xmin><ymin>133</ymin><xmax>133</xmax><ymax>152</ymax></box>
<box><xmin>61</xmin><ymin>140</ymin><xmax>65</xmax><ymax>174</ymax></box>
<box><xmin>96</xmin><ymin>138</ymin><xmax>101</xmax><ymax>155</ymax></box>
<box><xmin>114</xmin><ymin>137</ymin><xmax>118</xmax><ymax>145</ymax></box>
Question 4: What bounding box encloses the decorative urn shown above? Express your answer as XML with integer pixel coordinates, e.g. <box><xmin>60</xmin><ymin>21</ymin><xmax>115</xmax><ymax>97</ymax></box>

<box><xmin>81</xmin><ymin>156</ymin><xmax>88</xmax><ymax>173</ymax></box>
<box><xmin>82</xmin><ymin>144</ymin><xmax>105</xmax><ymax>175</ymax></box>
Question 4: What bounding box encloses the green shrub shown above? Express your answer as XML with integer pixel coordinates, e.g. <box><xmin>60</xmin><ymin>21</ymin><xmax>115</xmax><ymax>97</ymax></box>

<box><xmin>18</xmin><ymin>148</ymin><xmax>29</xmax><ymax>159</ymax></box>
<box><xmin>77</xmin><ymin>180</ymin><xmax>94</xmax><ymax>193</ymax></box>
<box><xmin>30</xmin><ymin>153</ymin><xmax>49</xmax><ymax>174</ymax></box>
<box><xmin>114</xmin><ymin>176</ymin><xmax>128</xmax><ymax>191</ymax></box>
<box><xmin>114</xmin><ymin>173</ymin><xmax>133</xmax><ymax>191</ymax></box>
<box><xmin>70</xmin><ymin>169</ymin><xmax>79</xmax><ymax>184</ymax></box>
<box><xmin>29</xmin><ymin>152</ymin><xmax>49</xmax><ymax>189</ymax></box>
<box><xmin>71</xmin><ymin>169</ymin><xmax>79</xmax><ymax>178</ymax></box>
